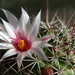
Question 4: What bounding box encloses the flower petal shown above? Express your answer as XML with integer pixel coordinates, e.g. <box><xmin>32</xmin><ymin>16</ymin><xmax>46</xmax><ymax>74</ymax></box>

<box><xmin>0</xmin><ymin>35</ymin><xmax>5</xmax><ymax>41</ymax></box>
<box><xmin>32</xmin><ymin>41</ymin><xmax>53</xmax><ymax>48</ymax></box>
<box><xmin>38</xmin><ymin>35</ymin><xmax>53</xmax><ymax>42</ymax></box>
<box><xmin>1</xmin><ymin>49</ymin><xmax>17</xmax><ymax>61</ymax></box>
<box><xmin>17</xmin><ymin>52</ymin><xmax>26</xmax><ymax>68</ymax></box>
<box><xmin>26</xmin><ymin>50</ymin><xmax>36</xmax><ymax>60</ymax></box>
<box><xmin>0</xmin><ymin>43</ymin><xmax>14</xmax><ymax>49</ymax></box>
<box><xmin>29</xmin><ymin>11</ymin><xmax>41</xmax><ymax>41</ymax></box>
<box><xmin>0</xmin><ymin>31</ymin><xmax>11</xmax><ymax>42</ymax></box>
<box><xmin>2</xmin><ymin>9</ymin><xmax>18</xmax><ymax>28</ymax></box>
<box><xmin>0</xmin><ymin>47</ymin><xmax>8</xmax><ymax>49</ymax></box>
<box><xmin>1</xmin><ymin>19</ymin><xmax>16</xmax><ymax>38</ymax></box>
<box><xmin>0</xmin><ymin>24</ymin><xmax>6</xmax><ymax>31</ymax></box>
<box><xmin>19</xmin><ymin>7</ymin><xmax>30</xmax><ymax>36</ymax></box>
<box><xmin>32</xmin><ymin>48</ymin><xmax>49</xmax><ymax>61</ymax></box>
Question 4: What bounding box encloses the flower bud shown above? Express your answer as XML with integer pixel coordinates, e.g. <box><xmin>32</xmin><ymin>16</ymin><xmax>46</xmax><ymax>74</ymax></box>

<box><xmin>42</xmin><ymin>68</ymin><xmax>54</xmax><ymax>75</ymax></box>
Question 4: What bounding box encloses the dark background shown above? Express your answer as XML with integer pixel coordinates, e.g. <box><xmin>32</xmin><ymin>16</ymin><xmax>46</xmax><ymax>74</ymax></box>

<box><xmin>0</xmin><ymin>0</ymin><xmax>75</xmax><ymax>20</ymax></box>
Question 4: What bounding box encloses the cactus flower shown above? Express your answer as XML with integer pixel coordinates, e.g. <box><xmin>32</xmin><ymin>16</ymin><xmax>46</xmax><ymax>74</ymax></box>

<box><xmin>0</xmin><ymin>8</ymin><xmax>52</xmax><ymax>68</ymax></box>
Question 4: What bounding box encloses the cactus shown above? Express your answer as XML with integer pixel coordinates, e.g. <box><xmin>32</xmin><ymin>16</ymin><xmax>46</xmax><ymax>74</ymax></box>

<box><xmin>0</xmin><ymin>0</ymin><xmax>75</xmax><ymax>75</ymax></box>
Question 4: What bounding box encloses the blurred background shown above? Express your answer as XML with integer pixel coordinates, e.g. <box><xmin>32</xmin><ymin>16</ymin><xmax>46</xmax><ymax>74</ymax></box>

<box><xmin>0</xmin><ymin>0</ymin><xmax>75</xmax><ymax>20</ymax></box>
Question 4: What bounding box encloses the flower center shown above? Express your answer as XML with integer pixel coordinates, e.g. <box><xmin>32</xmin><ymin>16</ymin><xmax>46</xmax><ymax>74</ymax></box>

<box><xmin>18</xmin><ymin>40</ymin><xmax>25</xmax><ymax>50</ymax></box>
<box><xmin>11</xmin><ymin>38</ymin><xmax>31</xmax><ymax>52</ymax></box>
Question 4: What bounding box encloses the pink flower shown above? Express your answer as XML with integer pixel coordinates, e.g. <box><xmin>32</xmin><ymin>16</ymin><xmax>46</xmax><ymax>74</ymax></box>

<box><xmin>0</xmin><ymin>8</ymin><xmax>52</xmax><ymax>68</ymax></box>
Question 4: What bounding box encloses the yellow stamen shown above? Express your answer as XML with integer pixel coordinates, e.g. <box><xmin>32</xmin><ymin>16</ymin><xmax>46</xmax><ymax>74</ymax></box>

<box><xmin>18</xmin><ymin>40</ymin><xmax>25</xmax><ymax>50</ymax></box>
